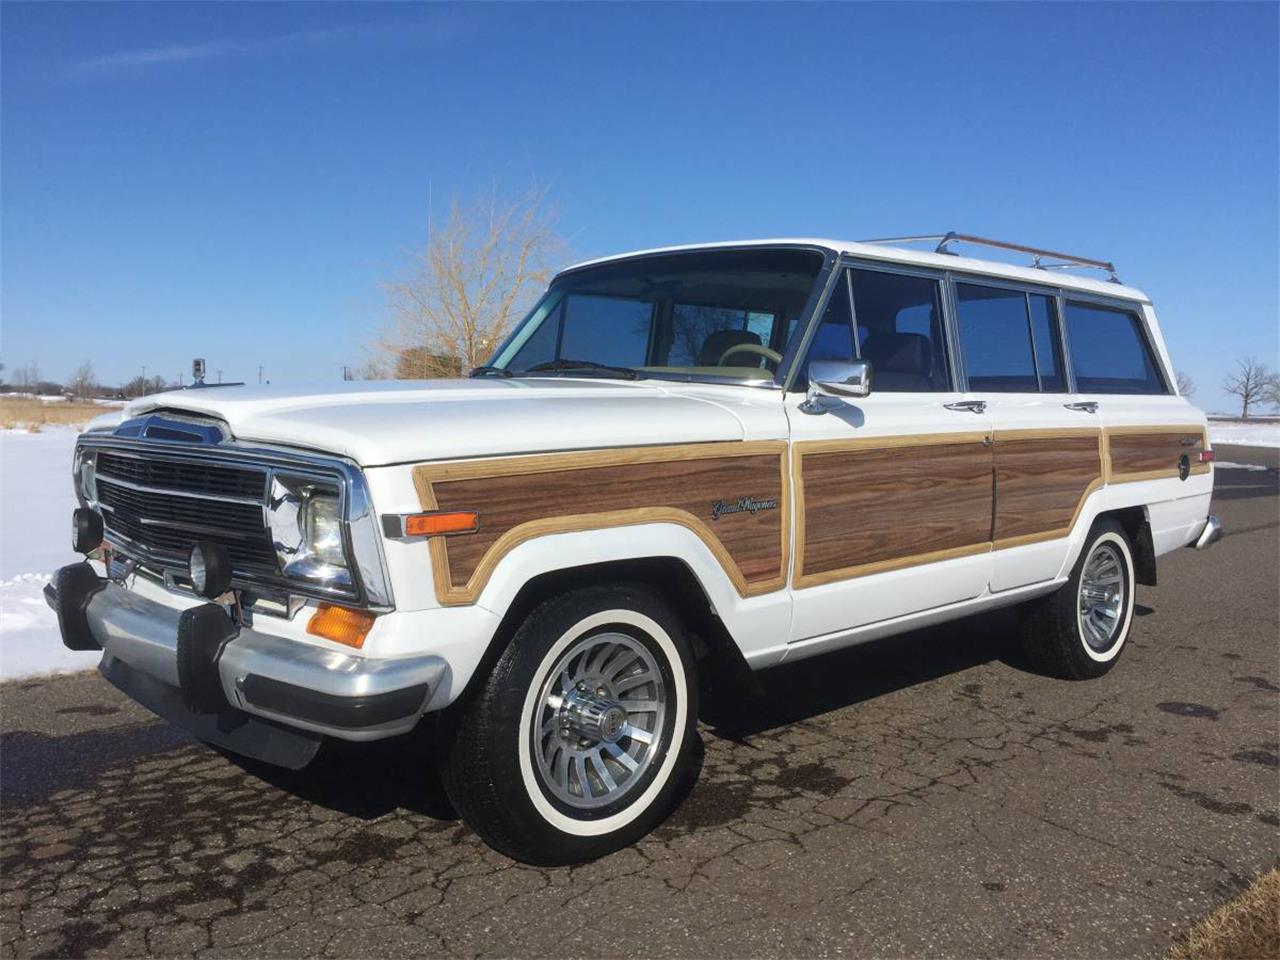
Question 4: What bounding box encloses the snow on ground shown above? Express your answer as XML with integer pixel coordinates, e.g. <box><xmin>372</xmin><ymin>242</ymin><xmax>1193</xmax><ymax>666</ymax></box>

<box><xmin>1208</xmin><ymin>420</ymin><xmax>1280</xmax><ymax>448</ymax></box>
<box><xmin>0</xmin><ymin>428</ymin><xmax>100</xmax><ymax>680</ymax></box>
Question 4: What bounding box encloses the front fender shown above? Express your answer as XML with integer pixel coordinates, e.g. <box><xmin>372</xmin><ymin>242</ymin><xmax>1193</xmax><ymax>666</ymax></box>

<box><xmin>471</xmin><ymin>522</ymin><xmax>793</xmax><ymax>668</ymax></box>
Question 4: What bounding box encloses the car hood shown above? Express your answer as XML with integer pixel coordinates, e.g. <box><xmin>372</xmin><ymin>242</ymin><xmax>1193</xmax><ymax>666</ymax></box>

<box><xmin>110</xmin><ymin>378</ymin><xmax>761</xmax><ymax>465</ymax></box>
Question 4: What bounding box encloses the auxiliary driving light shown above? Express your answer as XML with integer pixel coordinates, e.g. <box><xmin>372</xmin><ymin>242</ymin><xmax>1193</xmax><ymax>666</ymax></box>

<box><xmin>189</xmin><ymin>541</ymin><xmax>232</xmax><ymax>599</ymax></box>
<box><xmin>72</xmin><ymin>507</ymin><xmax>104</xmax><ymax>554</ymax></box>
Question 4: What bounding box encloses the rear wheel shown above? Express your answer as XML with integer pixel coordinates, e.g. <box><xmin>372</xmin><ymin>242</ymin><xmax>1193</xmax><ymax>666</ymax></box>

<box><xmin>442</xmin><ymin>583</ymin><xmax>698</xmax><ymax>865</ymax></box>
<box><xmin>1018</xmin><ymin>519</ymin><xmax>1137</xmax><ymax>679</ymax></box>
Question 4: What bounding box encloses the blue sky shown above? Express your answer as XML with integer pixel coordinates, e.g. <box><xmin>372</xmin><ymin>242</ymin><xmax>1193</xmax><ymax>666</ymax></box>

<box><xmin>3</xmin><ymin>1</ymin><xmax>1276</xmax><ymax>411</ymax></box>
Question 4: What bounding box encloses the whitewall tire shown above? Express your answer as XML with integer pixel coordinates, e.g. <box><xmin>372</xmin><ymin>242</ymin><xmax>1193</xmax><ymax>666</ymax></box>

<box><xmin>1018</xmin><ymin>519</ymin><xmax>1137</xmax><ymax>680</ymax></box>
<box><xmin>441</xmin><ymin>583</ymin><xmax>699</xmax><ymax>865</ymax></box>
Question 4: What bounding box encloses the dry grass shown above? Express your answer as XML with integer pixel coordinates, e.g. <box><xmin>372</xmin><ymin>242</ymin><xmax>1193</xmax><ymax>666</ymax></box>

<box><xmin>1169</xmin><ymin>868</ymin><xmax>1280</xmax><ymax>960</ymax></box>
<box><xmin>0</xmin><ymin>397</ymin><xmax>118</xmax><ymax>431</ymax></box>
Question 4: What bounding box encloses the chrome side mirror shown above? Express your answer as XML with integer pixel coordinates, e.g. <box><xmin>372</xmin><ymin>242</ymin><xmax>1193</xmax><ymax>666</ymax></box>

<box><xmin>800</xmin><ymin>360</ymin><xmax>872</xmax><ymax>414</ymax></box>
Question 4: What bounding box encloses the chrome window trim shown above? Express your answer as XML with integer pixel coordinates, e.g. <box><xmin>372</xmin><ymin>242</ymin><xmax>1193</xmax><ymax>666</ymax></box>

<box><xmin>788</xmin><ymin>256</ymin><xmax>956</xmax><ymax>394</ymax></box>
<box><xmin>75</xmin><ymin>434</ymin><xmax>395</xmax><ymax>611</ymax></box>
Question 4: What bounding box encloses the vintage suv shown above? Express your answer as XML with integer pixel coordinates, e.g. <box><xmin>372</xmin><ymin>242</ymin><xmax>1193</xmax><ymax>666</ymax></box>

<box><xmin>50</xmin><ymin>234</ymin><xmax>1221</xmax><ymax>864</ymax></box>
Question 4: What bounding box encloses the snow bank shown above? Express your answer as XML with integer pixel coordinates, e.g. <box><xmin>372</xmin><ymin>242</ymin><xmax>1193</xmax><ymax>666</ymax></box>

<box><xmin>0</xmin><ymin>429</ymin><xmax>99</xmax><ymax>680</ymax></box>
<box><xmin>1208</xmin><ymin>420</ymin><xmax>1280</xmax><ymax>448</ymax></box>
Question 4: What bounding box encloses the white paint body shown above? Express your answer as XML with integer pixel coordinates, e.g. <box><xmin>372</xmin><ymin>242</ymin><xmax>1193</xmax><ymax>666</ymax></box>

<box><xmin>84</xmin><ymin>238</ymin><xmax>1214</xmax><ymax>710</ymax></box>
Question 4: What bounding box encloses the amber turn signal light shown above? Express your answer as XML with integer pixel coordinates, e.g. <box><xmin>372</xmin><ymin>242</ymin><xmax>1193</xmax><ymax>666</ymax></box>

<box><xmin>307</xmin><ymin>604</ymin><xmax>376</xmax><ymax>649</ymax></box>
<box><xmin>404</xmin><ymin>511</ymin><xmax>478</xmax><ymax>537</ymax></box>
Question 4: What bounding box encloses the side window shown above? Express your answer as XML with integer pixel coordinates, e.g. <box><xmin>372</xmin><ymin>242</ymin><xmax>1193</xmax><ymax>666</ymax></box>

<box><xmin>1065</xmin><ymin>302</ymin><xmax>1168</xmax><ymax>395</ymax></box>
<box><xmin>955</xmin><ymin>284</ymin><xmax>1038</xmax><ymax>392</ymax></box>
<box><xmin>1028</xmin><ymin>295</ymin><xmax>1066</xmax><ymax>392</ymax></box>
<box><xmin>806</xmin><ymin>270</ymin><xmax>857</xmax><ymax>364</ymax></box>
<box><xmin>849</xmin><ymin>268</ymin><xmax>950</xmax><ymax>392</ymax></box>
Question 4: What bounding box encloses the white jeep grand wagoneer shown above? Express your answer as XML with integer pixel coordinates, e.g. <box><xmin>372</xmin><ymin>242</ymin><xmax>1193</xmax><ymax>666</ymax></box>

<box><xmin>51</xmin><ymin>234</ymin><xmax>1221</xmax><ymax>864</ymax></box>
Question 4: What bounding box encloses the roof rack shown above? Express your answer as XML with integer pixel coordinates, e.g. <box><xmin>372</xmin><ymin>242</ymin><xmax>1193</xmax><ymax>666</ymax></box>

<box><xmin>860</xmin><ymin>231</ymin><xmax>1120</xmax><ymax>283</ymax></box>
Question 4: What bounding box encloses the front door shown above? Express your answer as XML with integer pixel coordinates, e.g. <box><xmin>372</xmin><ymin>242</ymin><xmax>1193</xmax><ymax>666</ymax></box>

<box><xmin>785</xmin><ymin>264</ymin><xmax>994</xmax><ymax>646</ymax></box>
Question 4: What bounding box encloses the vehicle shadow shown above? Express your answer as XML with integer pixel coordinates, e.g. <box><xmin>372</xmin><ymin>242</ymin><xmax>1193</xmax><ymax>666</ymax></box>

<box><xmin>229</xmin><ymin>606</ymin><xmax>1035</xmax><ymax>823</ymax></box>
<box><xmin>224</xmin><ymin>722</ymin><xmax>459</xmax><ymax>823</ymax></box>
<box><xmin>700</xmin><ymin>606</ymin><xmax>1030</xmax><ymax>742</ymax></box>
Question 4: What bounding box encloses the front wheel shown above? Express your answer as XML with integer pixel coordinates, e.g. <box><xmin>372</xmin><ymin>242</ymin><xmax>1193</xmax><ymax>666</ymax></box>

<box><xmin>1018</xmin><ymin>519</ymin><xmax>1137</xmax><ymax>680</ymax></box>
<box><xmin>442</xmin><ymin>583</ymin><xmax>699</xmax><ymax>865</ymax></box>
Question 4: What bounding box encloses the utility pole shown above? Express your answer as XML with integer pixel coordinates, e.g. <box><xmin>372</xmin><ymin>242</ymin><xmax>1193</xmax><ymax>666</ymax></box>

<box><xmin>216</xmin><ymin>370</ymin><xmax>223</xmax><ymax>384</ymax></box>
<box><xmin>141</xmin><ymin>364</ymin><xmax>147</xmax><ymax>396</ymax></box>
<box><xmin>179</xmin><ymin>372</ymin><xmax>184</xmax><ymax>387</ymax></box>
<box><xmin>257</xmin><ymin>364</ymin><xmax>264</xmax><ymax>385</ymax></box>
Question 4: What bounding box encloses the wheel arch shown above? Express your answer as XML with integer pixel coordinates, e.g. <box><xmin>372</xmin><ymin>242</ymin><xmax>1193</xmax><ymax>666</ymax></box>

<box><xmin>449</xmin><ymin>555</ymin><xmax>752</xmax><ymax>716</ymax></box>
<box><xmin>1061</xmin><ymin>504</ymin><xmax>1156</xmax><ymax>587</ymax></box>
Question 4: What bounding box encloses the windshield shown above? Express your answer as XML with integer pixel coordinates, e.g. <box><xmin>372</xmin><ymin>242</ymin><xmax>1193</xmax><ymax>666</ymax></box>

<box><xmin>489</xmin><ymin>248</ymin><xmax>826</xmax><ymax>381</ymax></box>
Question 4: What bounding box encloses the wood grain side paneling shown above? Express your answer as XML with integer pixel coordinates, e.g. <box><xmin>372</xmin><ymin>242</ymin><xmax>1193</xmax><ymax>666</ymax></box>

<box><xmin>1106</xmin><ymin>425</ymin><xmax>1210</xmax><ymax>483</ymax></box>
<box><xmin>795</xmin><ymin>434</ymin><xmax>993</xmax><ymax>587</ymax></box>
<box><xmin>992</xmin><ymin>430</ymin><xmax>1103</xmax><ymax>547</ymax></box>
<box><xmin>414</xmin><ymin>442</ymin><xmax>788</xmax><ymax>606</ymax></box>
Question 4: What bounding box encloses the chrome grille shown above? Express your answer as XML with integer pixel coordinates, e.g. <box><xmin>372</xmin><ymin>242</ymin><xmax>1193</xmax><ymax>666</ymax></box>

<box><xmin>94</xmin><ymin>452</ymin><xmax>277</xmax><ymax>575</ymax></box>
<box><xmin>96</xmin><ymin>451</ymin><xmax>264</xmax><ymax>499</ymax></box>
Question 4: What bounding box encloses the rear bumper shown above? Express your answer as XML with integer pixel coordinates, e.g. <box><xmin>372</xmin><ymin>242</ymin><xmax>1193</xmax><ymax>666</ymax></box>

<box><xmin>1193</xmin><ymin>515</ymin><xmax>1224</xmax><ymax>550</ymax></box>
<box><xmin>48</xmin><ymin>564</ymin><xmax>446</xmax><ymax>755</ymax></box>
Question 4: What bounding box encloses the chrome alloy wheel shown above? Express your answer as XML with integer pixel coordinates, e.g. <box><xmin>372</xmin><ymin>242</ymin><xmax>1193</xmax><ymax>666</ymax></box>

<box><xmin>1078</xmin><ymin>542</ymin><xmax>1126</xmax><ymax>651</ymax></box>
<box><xmin>531</xmin><ymin>631</ymin><xmax>667</xmax><ymax>811</ymax></box>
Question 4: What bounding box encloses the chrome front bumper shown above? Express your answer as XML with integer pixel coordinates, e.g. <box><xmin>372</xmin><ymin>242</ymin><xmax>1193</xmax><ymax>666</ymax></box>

<box><xmin>50</xmin><ymin>567</ymin><xmax>445</xmax><ymax>760</ymax></box>
<box><xmin>1193</xmin><ymin>515</ymin><xmax>1224</xmax><ymax>550</ymax></box>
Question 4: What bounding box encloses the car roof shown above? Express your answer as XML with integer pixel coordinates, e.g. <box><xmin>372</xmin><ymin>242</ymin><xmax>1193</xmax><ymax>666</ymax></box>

<box><xmin>559</xmin><ymin>238</ymin><xmax>1151</xmax><ymax>304</ymax></box>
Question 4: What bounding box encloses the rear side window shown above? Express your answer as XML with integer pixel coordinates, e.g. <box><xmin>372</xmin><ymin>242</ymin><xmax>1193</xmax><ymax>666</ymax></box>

<box><xmin>954</xmin><ymin>284</ymin><xmax>1067</xmax><ymax>393</ymax></box>
<box><xmin>1064</xmin><ymin>302</ymin><xmax>1168</xmax><ymax>395</ymax></box>
<box><xmin>955</xmin><ymin>284</ymin><xmax>1037</xmax><ymax>392</ymax></box>
<box><xmin>1028</xmin><ymin>295</ymin><xmax>1065</xmax><ymax>392</ymax></box>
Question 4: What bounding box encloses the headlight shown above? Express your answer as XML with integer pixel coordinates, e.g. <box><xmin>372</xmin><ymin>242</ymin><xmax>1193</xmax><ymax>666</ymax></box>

<box><xmin>267</xmin><ymin>474</ymin><xmax>352</xmax><ymax>589</ymax></box>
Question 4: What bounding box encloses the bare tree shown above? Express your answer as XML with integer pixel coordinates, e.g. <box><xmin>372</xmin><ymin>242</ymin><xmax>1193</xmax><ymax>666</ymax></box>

<box><xmin>13</xmin><ymin>363</ymin><xmax>39</xmax><ymax>395</ymax></box>
<box><xmin>70</xmin><ymin>360</ymin><xmax>95</xmax><ymax>402</ymax></box>
<box><xmin>1175</xmin><ymin>370</ymin><xmax>1195</xmax><ymax>398</ymax></box>
<box><xmin>1263</xmin><ymin>370</ymin><xmax>1280</xmax><ymax>413</ymax></box>
<box><xmin>1222</xmin><ymin>357</ymin><xmax>1276</xmax><ymax>419</ymax></box>
<box><xmin>380</xmin><ymin>185</ymin><xmax>565</xmax><ymax>378</ymax></box>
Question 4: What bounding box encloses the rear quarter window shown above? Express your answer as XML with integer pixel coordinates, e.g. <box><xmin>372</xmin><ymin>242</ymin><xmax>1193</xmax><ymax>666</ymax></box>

<box><xmin>1064</xmin><ymin>301</ymin><xmax>1168</xmax><ymax>395</ymax></box>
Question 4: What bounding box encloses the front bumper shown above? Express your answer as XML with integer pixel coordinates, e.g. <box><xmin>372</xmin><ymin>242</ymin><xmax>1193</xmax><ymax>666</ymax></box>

<box><xmin>47</xmin><ymin>563</ymin><xmax>446</xmax><ymax>764</ymax></box>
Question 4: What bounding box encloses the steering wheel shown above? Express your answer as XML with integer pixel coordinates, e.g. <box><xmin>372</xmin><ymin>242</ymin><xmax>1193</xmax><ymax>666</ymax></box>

<box><xmin>717</xmin><ymin>343</ymin><xmax>784</xmax><ymax>368</ymax></box>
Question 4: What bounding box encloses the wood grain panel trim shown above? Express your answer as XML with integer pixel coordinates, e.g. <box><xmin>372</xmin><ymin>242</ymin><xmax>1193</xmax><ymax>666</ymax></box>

<box><xmin>413</xmin><ymin>442</ymin><xmax>790</xmax><ymax>606</ymax></box>
<box><xmin>1105</xmin><ymin>424</ymin><xmax>1210</xmax><ymax>483</ymax></box>
<box><xmin>991</xmin><ymin>428</ymin><xmax>1104</xmax><ymax>549</ymax></box>
<box><xmin>793</xmin><ymin>432</ymin><xmax>994</xmax><ymax>589</ymax></box>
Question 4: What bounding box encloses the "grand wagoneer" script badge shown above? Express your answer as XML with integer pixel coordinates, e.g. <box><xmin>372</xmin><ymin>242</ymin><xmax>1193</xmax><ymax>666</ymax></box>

<box><xmin>710</xmin><ymin>496</ymin><xmax>779</xmax><ymax>521</ymax></box>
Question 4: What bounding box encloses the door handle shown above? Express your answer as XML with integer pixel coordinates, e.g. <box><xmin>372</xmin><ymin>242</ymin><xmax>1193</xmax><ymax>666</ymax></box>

<box><xmin>943</xmin><ymin>400</ymin><xmax>986</xmax><ymax>414</ymax></box>
<box><xmin>1064</xmin><ymin>401</ymin><xmax>1099</xmax><ymax>414</ymax></box>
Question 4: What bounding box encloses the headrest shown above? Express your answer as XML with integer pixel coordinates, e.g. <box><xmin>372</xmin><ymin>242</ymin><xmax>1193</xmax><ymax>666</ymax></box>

<box><xmin>862</xmin><ymin>332</ymin><xmax>932</xmax><ymax>375</ymax></box>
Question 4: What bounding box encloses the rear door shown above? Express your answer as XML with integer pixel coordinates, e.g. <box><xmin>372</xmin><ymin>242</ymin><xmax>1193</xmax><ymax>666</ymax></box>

<box><xmin>951</xmin><ymin>279</ymin><xmax>1104</xmax><ymax>591</ymax></box>
<box><xmin>785</xmin><ymin>262</ymin><xmax>994</xmax><ymax>646</ymax></box>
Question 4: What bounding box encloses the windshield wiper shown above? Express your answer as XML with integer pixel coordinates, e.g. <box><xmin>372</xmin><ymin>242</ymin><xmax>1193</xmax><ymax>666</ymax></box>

<box><xmin>469</xmin><ymin>365</ymin><xmax>513</xmax><ymax>378</ymax></box>
<box><xmin>521</xmin><ymin>359</ymin><xmax>640</xmax><ymax>380</ymax></box>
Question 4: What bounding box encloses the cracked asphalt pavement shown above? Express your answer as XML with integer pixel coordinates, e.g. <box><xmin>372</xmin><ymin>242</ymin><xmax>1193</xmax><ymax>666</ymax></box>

<box><xmin>3</xmin><ymin>446</ymin><xmax>1276</xmax><ymax>958</ymax></box>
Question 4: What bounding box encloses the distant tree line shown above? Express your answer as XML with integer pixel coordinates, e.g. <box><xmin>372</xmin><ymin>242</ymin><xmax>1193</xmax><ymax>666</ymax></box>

<box><xmin>0</xmin><ymin>359</ymin><xmax>179</xmax><ymax>400</ymax></box>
